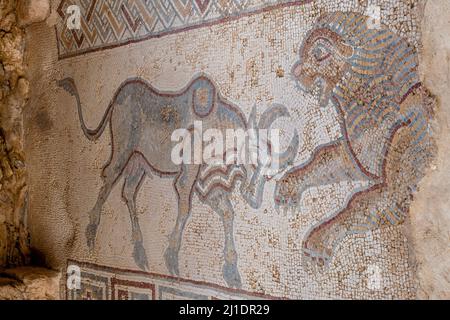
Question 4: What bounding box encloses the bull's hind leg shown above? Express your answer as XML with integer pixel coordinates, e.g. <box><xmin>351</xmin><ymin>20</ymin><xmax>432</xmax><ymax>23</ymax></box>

<box><xmin>205</xmin><ymin>190</ymin><xmax>242</xmax><ymax>288</ymax></box>
<box><xmin>86</xmin><ymin>152</ymin><xmax>130</xmax><ymax>249</ymax></box>
<box><xmin>122</xmin><ymin>162</ymin><xmax>148</xmax><ymax>270</ymax></box>
<box><xmin>164</xmin><ymin>165</ymin><xmax>199</xmax><ymax>276</ymax></box>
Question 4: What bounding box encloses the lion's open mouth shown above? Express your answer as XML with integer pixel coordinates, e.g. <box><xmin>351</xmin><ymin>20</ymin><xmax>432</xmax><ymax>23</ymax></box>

<box><xmin>293</xmin><ymin>75</ymin><xmax>328</xmax><ymax>107</ymax></box>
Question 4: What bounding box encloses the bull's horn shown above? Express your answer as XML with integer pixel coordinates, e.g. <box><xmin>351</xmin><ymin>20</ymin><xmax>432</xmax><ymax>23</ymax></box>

<box><xmin>258</xmin><ymin>103</ymin><xmax>299</xmax><ymax>172</ymax></box>
<box><xmin>271</xmin><ymin>129</ymin><xmax>300</xmax><ymax>171</ymax></box>
<box><xmin>258</xmin><ymin>104</ymin><xmax>290</xmax><ymax>129</ymax></box>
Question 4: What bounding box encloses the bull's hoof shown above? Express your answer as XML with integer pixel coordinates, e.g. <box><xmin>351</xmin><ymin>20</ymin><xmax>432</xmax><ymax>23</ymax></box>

<box><xmin>133</xmin><ymin>241</ymin><xmax>149</xmax><ymax>271</ymax></box>
<box><xmin>85</xmin><ymin>223</ymin><xmax>98</xmax><ymax>250</ymax></box>
<box><xmin>164</xmin><ymin>247</ymin><xmax>180</xmax><ymax>276</ymax></box>
<box><xmin>223</xmin><ymin>262</ymin><xmax>242</xmax><ymax>288</ymax></box>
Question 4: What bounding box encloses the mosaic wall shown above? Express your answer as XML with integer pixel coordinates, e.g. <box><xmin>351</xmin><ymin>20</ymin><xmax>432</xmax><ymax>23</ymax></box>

<box><xmin>25</xmin><ymin>0</ymin><xmax>436</xmax><ymax>299</ymax></box>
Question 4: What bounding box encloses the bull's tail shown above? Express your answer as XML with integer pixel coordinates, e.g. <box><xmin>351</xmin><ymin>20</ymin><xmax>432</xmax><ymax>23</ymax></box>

<box><xmin>57</xmin><ymin>77</ymin><xmax>112</xmax><ymax>141</ymax></box>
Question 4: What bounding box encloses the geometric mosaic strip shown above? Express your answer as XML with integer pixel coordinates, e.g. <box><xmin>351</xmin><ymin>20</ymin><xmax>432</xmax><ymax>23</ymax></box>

<box><xmin>64</xmin><ymin>260</ymin><xmax>285</xmax><ymax>300</ymax></box>
<box><xmin>56</xmin><ymin>0</ymin><xmax>312</xmax><ymax>59</ymax></box>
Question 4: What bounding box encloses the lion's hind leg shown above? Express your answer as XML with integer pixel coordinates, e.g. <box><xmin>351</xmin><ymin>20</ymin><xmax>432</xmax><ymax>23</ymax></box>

<box><xmin>303</xmin><ymin>108</ymin><xmax>434</xmax><ymax>272</ymax></box>
<box><xmin>302</xmin><ymin>187</ymin><xmax>379</xmax><ymax>271</ymax></box>
<box><xmin>275</xmin><ymin>140</ymin><xmax>374</xmax><ymax>269</ymax></box>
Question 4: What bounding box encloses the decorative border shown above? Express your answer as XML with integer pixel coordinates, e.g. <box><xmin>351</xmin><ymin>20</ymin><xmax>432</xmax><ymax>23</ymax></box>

<box><xmin>111</xmin><ymin>278</ymin><xmax>156</xmax><ymax>300</ymax></box>
<box><xmin>55</xmin><ymin>0</ymin><xmax>313</xmax><ymax>60</ymax></box>
<box><xmin>65</xmin><ymin>259</ymin><xmax>287</xmax><ymax>300</ymax></box>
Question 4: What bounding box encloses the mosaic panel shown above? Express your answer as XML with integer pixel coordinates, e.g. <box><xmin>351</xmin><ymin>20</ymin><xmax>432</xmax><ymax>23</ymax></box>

<box><xmin>51</xmin><ymin>0</ymin><xmax>434</xmax><ymax>299</ymax></box>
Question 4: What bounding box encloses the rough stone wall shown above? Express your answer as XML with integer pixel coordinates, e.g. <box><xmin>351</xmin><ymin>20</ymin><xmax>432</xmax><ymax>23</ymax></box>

<box><xmin>410</xmin><ymin>0</ymin><xmax>450</xmax><ymax>300</ymax></box>
<box><xmin>0</xmin><ymin>267</ymin><xmax>60</xmax><ymax>299</ymax></box>
<box><xmin>0</xmin><ymin>0</ymin><xmax>30</xmax><ymax>268</ymax></box>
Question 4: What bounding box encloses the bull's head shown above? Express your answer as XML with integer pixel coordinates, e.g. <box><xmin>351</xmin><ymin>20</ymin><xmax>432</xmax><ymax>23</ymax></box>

<box><xmin>183</xmin><ymin>74</ymin><xmax>299</xmax><ymax>210</ymax></box>
<box><xmin>241</xmin><ymin>104</ymin><xmax>299</xmax><ymax>209</ymax></box>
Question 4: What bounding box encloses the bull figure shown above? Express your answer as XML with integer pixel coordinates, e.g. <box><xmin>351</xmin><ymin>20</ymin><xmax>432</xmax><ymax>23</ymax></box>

<box><xmin>58</xmin><ymin>74</ymin><xmax>299</xmax><ymax>288</ymax></box>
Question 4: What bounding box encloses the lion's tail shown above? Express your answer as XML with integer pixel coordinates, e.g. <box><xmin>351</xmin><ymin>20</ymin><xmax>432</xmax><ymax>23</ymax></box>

<box><xmin>57</xmin><ymin>77</ymin><xmax>112</xmax><ymax>141</ymax></box>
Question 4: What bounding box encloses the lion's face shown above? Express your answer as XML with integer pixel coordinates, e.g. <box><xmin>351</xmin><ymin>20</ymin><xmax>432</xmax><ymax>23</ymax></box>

<box><xmin>292</xmin><ymin>28</ymin><xmax>352</xmax><ymax>106</ymax></box>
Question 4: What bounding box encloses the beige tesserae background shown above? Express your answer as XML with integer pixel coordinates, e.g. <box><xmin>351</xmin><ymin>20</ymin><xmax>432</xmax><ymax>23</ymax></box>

<box><xmin>20</xmin><ymin>0</ymin><xmax>449</xmax><ymax>299</ymax></box>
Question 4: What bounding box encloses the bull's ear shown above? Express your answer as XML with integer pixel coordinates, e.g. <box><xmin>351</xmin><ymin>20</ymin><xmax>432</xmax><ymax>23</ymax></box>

<box><xmin>191</xmin><ymin>76</ymin><xmax>216</xmax><ymax>117</ymax></box>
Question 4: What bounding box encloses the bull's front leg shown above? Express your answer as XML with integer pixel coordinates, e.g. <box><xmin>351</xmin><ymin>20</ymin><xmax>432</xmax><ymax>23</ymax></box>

<box><xmin>204</xmin><ymin>189</ymin><xmax>242</xmax><ymax>288</ymax></box>
<box><xmin>164</xmin><ymin>165</ymin><xmax>199</xmax><ymax>276</ymax></box>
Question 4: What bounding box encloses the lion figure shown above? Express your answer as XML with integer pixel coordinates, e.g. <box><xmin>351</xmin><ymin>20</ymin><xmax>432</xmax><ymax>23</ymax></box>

<box><xmin>275</xmin><ymin>12</ymin><xmax>435</xmax><ymax>269</ymax></box>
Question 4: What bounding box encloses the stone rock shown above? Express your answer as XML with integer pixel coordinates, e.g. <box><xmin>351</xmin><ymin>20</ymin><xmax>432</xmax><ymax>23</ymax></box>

<box><xmin>17</xmin><ymin>0</ymin><xmax>50</xmax><ymax>27</ymax></box>
<box><xmin>0</xmin><ymin>0</ymin><xmax>30</xmax><ymax>268</ymax></box>
<box><xmin>0</xmin><ymin>267</ymin><xmax>61</xmax><ymax>300</ymax></box>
